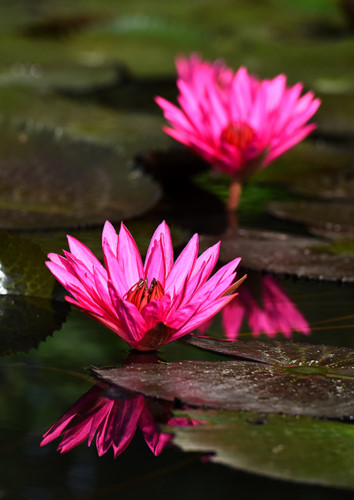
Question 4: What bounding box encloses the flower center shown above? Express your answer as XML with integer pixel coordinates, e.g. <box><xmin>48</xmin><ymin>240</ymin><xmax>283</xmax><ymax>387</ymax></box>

<box><xmin>126</xmin><ymin>278</ymin><xmax>165</xmax><ymax>310</ymax></box>
<box><xmin>221</xmin><ymin>122</ymin><xmax>256</xmax><ymax>151</ymax></box>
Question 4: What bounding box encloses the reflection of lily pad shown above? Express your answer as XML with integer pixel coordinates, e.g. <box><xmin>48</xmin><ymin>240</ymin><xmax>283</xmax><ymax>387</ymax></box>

<box><xmin>268</xmin><ymin>201</ymin><xmax>354</xmax><ymax>239</ymax></box>
<box><xmin>200</xmin><ymin>229</ymin><xmax>354</xmax><ymax>282</ymax></box>
<box><xmin>171</xmin><ymin>409</ymin><xmax>354</xmax><ymax>490</ymax></box>
<box><xmin>0</xmin><ymin>122</ymin><xmax>161</xmax><ymax>229</ymax></box>
<box><xmin>94</xmin><ymin>340</ymin><xmax>354</xmax><ymax>418</ymax></box>
<box><xmin>0</xmin><ymin>232</ymin><xmax>69</xmax><ymax>354</ymax></box>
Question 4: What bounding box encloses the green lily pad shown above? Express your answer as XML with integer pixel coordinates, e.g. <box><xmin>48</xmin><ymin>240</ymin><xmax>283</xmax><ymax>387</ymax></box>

<box><xmin>0</xmin><ymin>62</ymin><xmax>120</xmax><ymax>93</ymax></box>
<box><xmin>170</xmin><ymin>409</ymin><xmax>354</xmax><ymax>490</ymax></box>
<box><xmin>93</xmin><ymin>340</ymin><xmax>354</xmax><ymax>418</ymax></box>
<box><xmin>0</xmin><ymin>121</ymin><xmax>161</xmax><ymax>229</ymax></box>
<box><xmin>0</xmin><ymin>231</ymin><xmax>69</xmax><ymax>355</ymax></box>
<box><xmin>0</xmin><ymin>295</ymin><xmax>69</xmax><ymax>356</ymax></box>
<box><xmin>95</xmin><ymin>14</ymin><xmax>201</xmax><ymax>42</ymax></box>
<box><xmin>200</xmin><ymin>229</ymin><xmax>354</xmax><ymax>282</ymax></box>
<box><xmin>0</xmin><ymin>231</ymin><xmax>55</xmax><ymax>298</ymax></box>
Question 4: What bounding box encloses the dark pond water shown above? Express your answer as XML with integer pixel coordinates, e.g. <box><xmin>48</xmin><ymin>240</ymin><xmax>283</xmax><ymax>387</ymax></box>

<box><xmin>1</xmin><ymin>0</ymin><xmax>354</xmax><ymax>498</ymax></box>
<box><xmin>1</xmin><ymin>268</ymin><xmax>354</xmax><ymax>499</ymax></box>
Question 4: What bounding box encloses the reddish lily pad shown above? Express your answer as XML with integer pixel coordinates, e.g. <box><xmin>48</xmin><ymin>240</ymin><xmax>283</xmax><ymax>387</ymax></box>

<box><xmin>200</xmin><ymin>229</ymin><xmax>354</xmax><ymax>282</ymax></box>
<box><xmin>0</xmin><ymin>121</ymin><xmax>161</xmax><ymax>230</ymax></box>
<box><xmin>170</xmin><ymin>409</ymin><xmax>354</xmax><ymax>490</ymax></box>
<box><xmin>93</xmin><ymin>340</ymin><xmax>354</xmax><ymax>418</ymax></box>
<box><xmin>182</xmin><ymin>336</ymin><xmax>354</xmax><ymax>369</ymax></box>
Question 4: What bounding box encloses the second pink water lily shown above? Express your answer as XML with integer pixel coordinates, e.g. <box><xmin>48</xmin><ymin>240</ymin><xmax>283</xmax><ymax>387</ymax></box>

<box><xmin>46</xmin><ymin>221</ymin><xmax>243</xmax><ymax>350</ymax></box>
<box><xmin>156</xmin><ymin>54</ymin><xmax>321</xmax><ymax>209</ymax></box>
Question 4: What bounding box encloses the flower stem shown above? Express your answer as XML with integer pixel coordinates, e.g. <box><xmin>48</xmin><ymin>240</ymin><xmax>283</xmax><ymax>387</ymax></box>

<box><xmin>227</xmin><ymin>179</ymin><xmax>242</xmax><ymax>211</ymax></box>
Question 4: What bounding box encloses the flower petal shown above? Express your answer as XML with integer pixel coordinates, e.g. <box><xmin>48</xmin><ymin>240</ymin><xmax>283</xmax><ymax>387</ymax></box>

<box><xmin>144</xmin><ymin>221</ymin><xmax>173</xmax><ymax>286</ymax></box>
<box><xmin>165</xmin><ymin>233</ymin><xmax>199</xmax><ymax>296</ymax></box>
<box><xmin>102</xmin><ymin>220</ymin><xmax>118</xmax><ymax>257</ymax></box>
<box><xmin>114</xmin><ymin>297</ymin><xmax>148</xmax><ymax>345</ymax></box>
<box><xmin>117</xmin><ymin>223</ymin><xmax>144</xmax><ymax>289</ymax></box>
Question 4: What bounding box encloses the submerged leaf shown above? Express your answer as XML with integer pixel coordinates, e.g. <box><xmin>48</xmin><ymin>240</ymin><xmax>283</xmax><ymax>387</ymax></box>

<box><xmin>170</xmin><ymin>409</ymin><xmax>354</xmax><ymax>490</ymax></box>
<box><xmin>0</xmin><ymin>122</ymin><xmax>161</xmax><ymax>229</ymax></box>
<box><xmin>94</xmin><ymin>342</ymin><xmax>354</xmax><ymax>418</ymax></box>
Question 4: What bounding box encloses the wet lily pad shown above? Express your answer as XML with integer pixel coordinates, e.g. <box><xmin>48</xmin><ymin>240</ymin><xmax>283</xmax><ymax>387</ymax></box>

<box><xmin>94</xmin><ymin>340</ymin><xmax>354</xmax><ymax>418</ymax></box>
<box><xmin>170</xmin><ymin>409</ymin><xmax>354</xmax><ymax>490</ymax></box>
<box><xmin>268</xmin><ymin>201</ymin><xmax>354</xmax><ymax>239</ymax></box>
<box><xmin>182</xmin><ymin>336</ymin><xmax>354</xmax><ymax>369</ymax></box>
<box><xmin>0</xmin><ymin>232</ymin><xmax>69</xmax><ymax>355</ymax></box>
<box><xmin>200</xmin><ymin>229</ymin><xmax>354</xmax><ymax>282</ymax></box>
<box><xmin>0</xmin><ymin>121</ymin><xmax>161</xmax><ymax>230</ymax></box>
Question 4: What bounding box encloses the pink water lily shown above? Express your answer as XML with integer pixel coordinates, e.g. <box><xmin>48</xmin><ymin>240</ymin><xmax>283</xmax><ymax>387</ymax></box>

<box><xmin>156</xmin><ymin>54</ymin><xmax>321</xmax><ymax>209</ymax></box>
<box><xmin>46</xmin><ymin>221</ymin><xmax>243</xmax><ymax>350</ymax></box>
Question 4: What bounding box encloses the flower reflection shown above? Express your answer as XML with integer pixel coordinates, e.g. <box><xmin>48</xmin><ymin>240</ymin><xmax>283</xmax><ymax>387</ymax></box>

<box><xmin>199</xmin><ymin>273</ymin><xmax>310</xmax><ymax>339</ymax></box>
<box><xmin>41</xmin><ymin>383</ymin><xmax>200</xmax><ymax>458</ymax></box>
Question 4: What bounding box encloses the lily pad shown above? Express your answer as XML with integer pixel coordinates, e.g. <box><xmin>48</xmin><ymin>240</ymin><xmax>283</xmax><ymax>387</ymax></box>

<box><xmin>27</xmin><ymin>220</ymin><xmax>188</xmax><ymax>259</ymax></box>
<box><xmin>93</xmin><ymin>340</ymin><xmax>354</xmax><ymax>418</ymax></box>
<box><xmin>170</xmin><ymin>409</ymin><xmax>354</xmax><ymax>490</ymax></box>
<box><xmin>0</xmin><ymin>62</ymin><xmax>120</xmax><ymax>93</ymax></box>
<box><xmin>268</xmin><ymin>201</ymin><xmax>354</xmax><ymax>239</ymax></box>
<box><xmin>0</xmin><ymin>232</ymin><xmax>69</xmax><ymax>355</ymax></box>
<box><xmin>0</xmin><ymin>231</ymin><xmax>55</xmax><ymax>298</ymax></box>
<box><xmin>0</xmin><ymin>295</ymin><xmax>69</xmax><ymax>356</ymax></box>
<box><xmin>200</xmin><ymin>229</ymin><xmax>354</xmax><ymax>282</ymax></box>
<box><xmin>182</xmin><ymin>336</ymin><xmax>354</xmax><ymax>369</ymax></box>
<box><xmin>290</xmin><ymin>166</ymin><xmax>354</xmax><ymax>202</ymax></box>
<box><xmin>0</xmin><ymin>121</ymin><xmax>161</xmax><ymax>229</ymax></box>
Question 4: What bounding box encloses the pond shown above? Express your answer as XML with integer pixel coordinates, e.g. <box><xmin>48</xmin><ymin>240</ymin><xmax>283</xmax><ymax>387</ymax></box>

<box><xmin>0</xmin><ymin>1</ymin><xmax>354</xmax><ymax>499</ymax></box>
